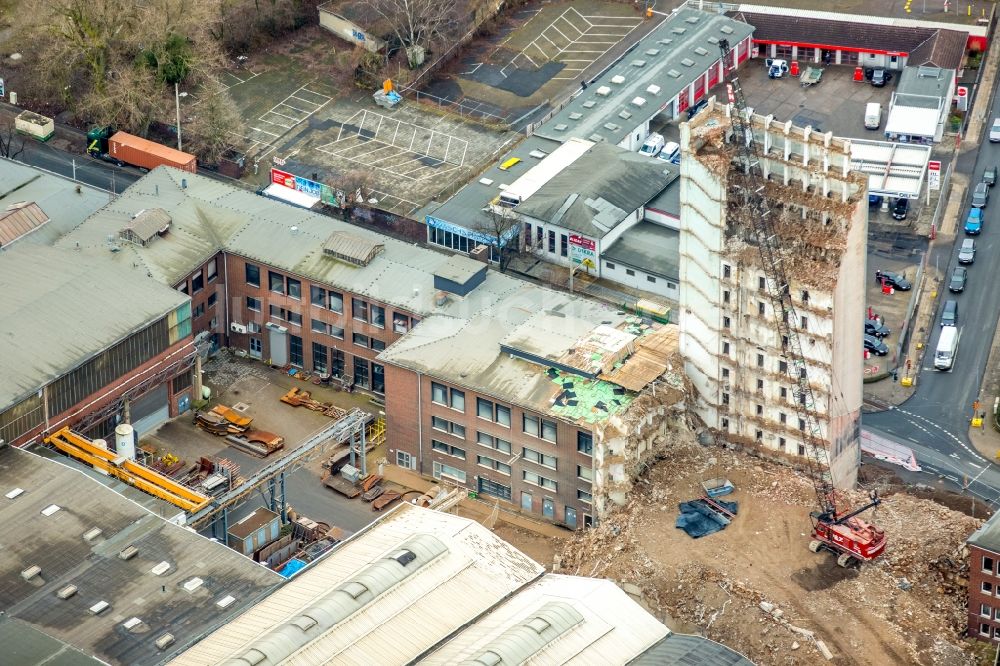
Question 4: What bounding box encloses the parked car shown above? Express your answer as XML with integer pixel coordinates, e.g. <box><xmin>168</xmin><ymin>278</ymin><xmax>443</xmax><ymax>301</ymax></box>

<box><xmin>991</xmin><ymin>118</ymin><xmax>1000</xmax><ymax>143</ymax></box>
<box><xmin>687</xmin><ymin>99</ymin><xmax>708</xmax><ymax>119</ymax></box>
<box><xmin>891</xmin><ymin>197</ymin><xmax>909</xmax><ymax>220</ymax></box>
<box><xmin>865</xmin><ymin>319</ymin><xmax>890</xmax><ymax>338</ymax></box>
<box><xmin>958</xmin><ymin>238</ymin><xmax>977</xmax><ymax>264</ymax></box>
<box><xmin>657</xmin><ymin>141</ymin><xmax>681</xmax><ymax>165</ymax></box>
<box><xmin>638</xmin><ymin>132</ymin><xmax>665</xmax><ymax>157</ymax></box>
<box><xmin>965</xmin><ymin>208</ymin><xmax>983</xmax><ymax>235</ymax></box>
<box><xmin>868</xmin><ymin>194</ymin><xmax>883</xmax><ymax>208</ymax></box>
<box><xmin>948</xmin><ymin>267</ymin><xmax>968</xmax><ymax>293</ymax></box>
<box><xmin>874</xmin><ymin>269</ymin><xmax>912</xmax><ymax>290</ymax></box>
<box><xmin>871</xmin><ymin>69</ymin><xmax>892</xmax><ymax>87</ymax></box>
<box><xmin>940</xmin><ymin>299</ymin><xmax>958</xmax><ymax>327</ymax></box>
<box><xmin>972</xmin><ymin>181</ymin><xmax>990</xmax><ymax>208</ymax></box>
<box><xmin>985</xmin><ymin>165</ymin><xmax>997</xmax><ymax>186</ymax></box>
<box><xmin>864</xmin><ymin>335</ymin><xmax>889</xmax><ymax>356</ymax></box>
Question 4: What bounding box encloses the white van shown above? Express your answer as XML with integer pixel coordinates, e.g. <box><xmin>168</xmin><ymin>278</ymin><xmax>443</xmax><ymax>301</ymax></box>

<box><xmin>934</xmin><ymin>325</ymin><xmax>958</xmax><ymax>370</ymax></box>
<box><xmin>638</xmin><ymin>132</ymin><xmax>665</xmax><ymax>157</ymax></box>
<box><xmin>864</xmin><ymin>103</ymin><xmax>882</xmax><ymax>130</ymax></box>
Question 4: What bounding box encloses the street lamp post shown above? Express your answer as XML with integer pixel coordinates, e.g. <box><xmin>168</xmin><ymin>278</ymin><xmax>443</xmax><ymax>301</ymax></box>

<box><xmin>174</xmin><ymin>83</ymin><xmax>188</xmax><ymax>151</ymax></box>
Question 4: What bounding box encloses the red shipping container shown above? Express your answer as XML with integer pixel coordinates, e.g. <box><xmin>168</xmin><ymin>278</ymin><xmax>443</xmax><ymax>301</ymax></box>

<box><xmin>109</xmin><ymin>132</ymin><xmax>197</xmax><ymax>173</ymax></box>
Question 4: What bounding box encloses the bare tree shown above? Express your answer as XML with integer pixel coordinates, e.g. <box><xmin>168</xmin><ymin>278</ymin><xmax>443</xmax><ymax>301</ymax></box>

<box><xmin>367</xmin><ymin>0</ymin><xmax>460</xmax><ymax>67</ymax></box>
<box><xmin>0</xmin><ymin>123</ymin><xmax>26</xmax><ymax>160</ymax></box>
<box><xmin>471</xmin><ymin>204</ymin><xmax>521</xmax><ymax>272</ymax></box>
<box><xmin>184</xmin><ymin>78</ymin><xmax>246</xmax><ymax>164</ymax></box>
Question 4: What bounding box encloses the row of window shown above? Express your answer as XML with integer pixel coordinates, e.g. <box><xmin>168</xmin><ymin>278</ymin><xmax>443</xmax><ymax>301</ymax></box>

<box><xmin>718</xmin><ymin>418</ymin><xmax>810</xmax><ymax>455</ymax></box>
<box><xmin>978</xmin><ymin>622</ymin><xmax>1000</xmax><ymax>639</ymax></box>
<box><xmin>720</xmin><ymin>264</ymin><xmax>810</xmax><ymax>304</ymax></box>
<box><xmin>427</xmin><ymin>459</ymin><xmax>592</xmax><ymax>509</ymax></box>
<box><xmin>178</xmin><ymin>257</ymin><xmax>219</xmax><ymax>295</ymax></box>
<box><xmin>433</xmin><ymin>435</ymin><xmax>592</xmax><ymax>481</ymax></box>
<box><xmin>603</xmin><ymin>261</ymin><xmax>675</xmax><ymax>287</ymax></box>
<box><xmin>246</xmin><ymin>262</ymin><xmax>417</xmax><ymax>333</ymax></box>
<box><xmin>276</xmin><ymin>336</ymin><xmax>384</xmax><ymax>393</ymax></box>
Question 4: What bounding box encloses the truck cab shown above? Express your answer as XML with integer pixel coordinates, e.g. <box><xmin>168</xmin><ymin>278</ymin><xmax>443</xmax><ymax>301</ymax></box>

<box><xmin>86</xmin><ymin>126</ymin><xmax>124</xmax><ymax>166</ymax></box>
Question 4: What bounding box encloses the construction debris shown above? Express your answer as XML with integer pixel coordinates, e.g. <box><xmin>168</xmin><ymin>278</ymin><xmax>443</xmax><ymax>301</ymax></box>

<box><xmin>224</xmin><ymin>431</ymin><xmax>284</xmax><ymax>458</ymax></box>
<box><xmin>280</xmin><ymin>387</ymin><xmax>347</xmax><ymax>419</ymax></box>
<box><xmin>556</xmin><ymin>430</ymin><xmax>981</xmax><ymax>666</ymax></box>
<box><xmin>676</xmin><ymin>497</ymin><xmax>738</xmax><ymax>538</ymax></box>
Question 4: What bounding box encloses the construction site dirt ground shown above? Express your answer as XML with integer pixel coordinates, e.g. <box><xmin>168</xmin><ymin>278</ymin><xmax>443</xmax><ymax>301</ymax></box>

<box><xmin>489</xmin><ymin>433</ymin><xmax>984</xmax><ymax>665</ymax></box>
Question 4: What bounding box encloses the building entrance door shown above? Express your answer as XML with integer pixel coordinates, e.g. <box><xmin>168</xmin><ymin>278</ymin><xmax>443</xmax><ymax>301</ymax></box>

<box><xmin>542</xmin><ymin>497</ymin><xmax>554</xmax><ymax>519</ymax></box>
<box><xmin>565</xmin><ymin>506</ymin><xmax>577</xmax><ymax>529</ymax></box>
<box><xmin>521</xmin><ymin>491</ymin><xmax>533</xmax><ymax>512</ymax></box>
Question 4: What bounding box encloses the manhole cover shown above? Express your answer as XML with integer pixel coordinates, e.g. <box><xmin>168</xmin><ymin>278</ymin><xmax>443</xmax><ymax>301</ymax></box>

<box><xmin>232</xmin><ymin>402</ymin><xmax>250</xmax><ymax>412</ymax></box>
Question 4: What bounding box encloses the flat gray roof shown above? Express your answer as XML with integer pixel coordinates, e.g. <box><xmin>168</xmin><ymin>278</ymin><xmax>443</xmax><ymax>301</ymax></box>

<box><xmin>0</xmin><ymin>244</ymin><xmax>189</xmax><ymax>411</ymax></box>
<box><xmin>969</xmin><ymin>510</ymin><xmax>1000</xmax><ymax>554</ymax></box>
<box><xmin>894</xmin><ymin>66</ymin><xmax>954</xmax><ymax>109</ymax></box>
<box><xmin>645</xmin><ymin>177</ymin><xmax>681</xmax><ymax>218</ymax></box>
<box><xmin>0</xmin><ymin>446</ymin><xmax>281</xmax><ymax>666</ymax></box>
<box><xmin>513</xmin><ymin>143</ymin><xmax>675</xmax><ymax>237</ymax></box>
<box><xmin>535</xmin><ymin>8</ymin><xmax>754</xmax><ymax>147</ymax></box>
<box><xmin>0</xmin><ymin>159</ymin><xmax>109</xmax><ymax>247</ymax></box>
<box><xmin>602</xmin><ymin>221</ymin><xmax>680</xmax><ymax>280</ymax></box>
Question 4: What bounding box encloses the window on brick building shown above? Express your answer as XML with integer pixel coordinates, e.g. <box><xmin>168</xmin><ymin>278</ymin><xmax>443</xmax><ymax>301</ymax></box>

<box><xmin>577</xmin><ymin>431</ymin><xmax>593</xmax><ymax>455</ymax></box>
<box><xmin>983</xmin><ymin>582</ymin><xmax>994</xmax><ymax>595</ymax></box>
<box><xmin>985</xmin><ymin>556</ymin><xmax>995</xmax><ymax>574</ymax></box>
<box><xmin>269</xmin><ymin>271</ymin><xmax>284</xmax><ymax>294</ymax></box>
<box><xmin>245</xmin><ymin>263</ymin><xmax>260</xmax><ymax>287</ymax></box>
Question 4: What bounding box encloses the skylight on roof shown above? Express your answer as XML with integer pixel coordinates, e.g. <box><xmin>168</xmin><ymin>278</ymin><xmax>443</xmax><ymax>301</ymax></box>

<box><xmin>667</xmin><ymin>69</ymin><xmax>681</xmax><ymax>78</ymax></box>
<box><xmin>528</xmin><ymin>150</ymin><xmax>547</xmax><ymax>158</ymax></box>
<box><xmin>720</xmin><ymin>25</ymin><xmax>734</xmax><ymax>34</ymax></box>
<box><xmin>658</xmin><ymin>38</ymin><xmax>673</xmax><ymax>45</ymax></box>
<box><xmin>631</xmin><ymin>60</ymin><xmax>646</xmax><ymax>68</ymax></box>
<box><xmin>708</xmin><ymin>36</ymin><xmax>719</xmax><ymax>44</ymax></box>
<box><xmin>5</xmin><ymin>488</ymin><xmax>24</xmax><ymax>499</ymax></box>
<box><xmin>631</xmin><ymin>97</ymin><xmax>646</xmax><ymax>107</ymax></box>
<box><xmin>603</xmin><ymin>123</ymin><xmax>620</xmax><ymax>131</ymax></box>
<box><xmin>596</xmin><ymin>86</ymin><xmax>612</xmax><ymax>97</ymax></box>
<box><xmin>646</xmin><ymin>84</ymin><xmax>661</xmax><ymax>95</ymax></box>
<box><xmin>582</xmin><ymin>100</ymin><xmax>596</xmax><ymax>108</ymax></box>
<box><xmin>672</xmin><ymin>27</ymin><xmax>686</xmax><ymax>34</ymax></box>
<box><xmin>681</xmin><ymin>58</ymin><xmax>695</xmax><ymax>67</ymax></box>
<box><xmin>645</xmin><ymin>48</ymin><xmax>660</xmax><ymax>56</ymax></box>
<box><xmin>553</xmin><ymin>124</ymin><xmax>568</xmax><ymax>131</ymax></box>
<box><xmin>568</xmin><ymin>112</ymin><xmax>583</xmax><ymax>120</ymax></box>
<box><xmin>685</xmin><ymin>16</ymin><xmax>699</xmax><ymax>23</ymax></box>
<box><xmin>611</xmin><ymin>75</ymin><xmax>625</xmax><ymax>84</ymax></box>
<box><xmin>619</xmin><ymin>110</ymin><xmax>632</xmax><ymax>120</ymax></box>
<box><xmin>41</xmin><ymin>504</ymin><xmax>60</xmax><ymax>516</ymax></box>
<box><xmin>694</xmin><ymin>47</ymin><xmax>708</xmax><ymax>56</ymax></box>
<box><xmin>479</xmin><ymin>178</ymin><xmax>494</xmax><ymax>186</ymax></box>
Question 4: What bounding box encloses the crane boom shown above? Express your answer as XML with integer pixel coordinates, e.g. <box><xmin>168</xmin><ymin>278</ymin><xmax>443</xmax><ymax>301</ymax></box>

<box><xmin>715</xmin><ymin>40</ymin><xmax>885</xmax><ymax>564</ymax></box>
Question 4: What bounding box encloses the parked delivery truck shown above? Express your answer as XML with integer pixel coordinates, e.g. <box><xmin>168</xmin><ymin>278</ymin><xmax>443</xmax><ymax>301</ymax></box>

<box><xmin>934</xmin><ymin>325</ymin><xmax>958</xmax><ymax>371</ymax></box>
<box><xmin>87</xmin><ymin>126</ymin><xmax>196</xmax><ymax>173</ymax></box>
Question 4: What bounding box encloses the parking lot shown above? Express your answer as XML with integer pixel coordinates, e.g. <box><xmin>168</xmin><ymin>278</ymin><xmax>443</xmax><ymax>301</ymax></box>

<box><xmin>865</xmin><ymin>248</ymin><xmax>920</xmax><ymax>379</ymax></box>
<box><xmin>142</xmin><ymin>355</ymin><xmax>388</xmax><ymax>534</ymax></box>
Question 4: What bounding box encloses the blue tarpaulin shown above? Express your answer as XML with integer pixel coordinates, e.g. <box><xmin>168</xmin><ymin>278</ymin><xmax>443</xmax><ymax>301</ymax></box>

<box><xmin>278</xmin><ymin>558</ymin><xmax>307</xmax><ymax>578</ymax></box>
<box><xmin>676</xmin><ymin>499</ymin><xmax>739</xmax><ymax>538</ymax></box>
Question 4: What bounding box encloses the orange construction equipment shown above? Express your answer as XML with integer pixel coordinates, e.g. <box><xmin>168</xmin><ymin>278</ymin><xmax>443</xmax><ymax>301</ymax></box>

<box><xmin>210</xmin><ymin>404</ymin><xmax>253</xmax><ymax>428</ymax></box>
<box><xmin>44</xmin><ymin>427</ymin><xmax>211</xmax><ymax>513</ymax></box>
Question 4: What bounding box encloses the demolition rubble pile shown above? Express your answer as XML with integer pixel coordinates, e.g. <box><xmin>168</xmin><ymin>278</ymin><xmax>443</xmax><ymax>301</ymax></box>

<box><xmin>557</xmin><ymin>435</ymin><xmax>981</xmax><ymax>666</ymax></box>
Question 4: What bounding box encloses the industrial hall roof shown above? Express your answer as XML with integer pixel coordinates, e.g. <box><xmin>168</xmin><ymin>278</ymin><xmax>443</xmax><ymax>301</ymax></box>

<box><xmin>0</xmin><ymin>159</ymin><xmax>108</xmax><ymax>247</ymax></box>
<box><xmin>0</xmin><ymin>201</ymin><xmax>48</xmax><ymax>247</ymax></box>
<box><xmin>534</xmin><ymin>8</ymin><xmax>754</xmax><ymax>147</ymax></box>
<box><xmin>0</xmin><ymin>445</ymin><xmax>281</xmax><ymax>666</ymax></box>
<box><xmin>169</xmin><ymin>503</ymin><xmax>545</xmax><ymax>665</ymax></box>
<box><xmin>0</xmin><ymin>243</ymin><xmax>189</xmax><ymax>412</ymax></box>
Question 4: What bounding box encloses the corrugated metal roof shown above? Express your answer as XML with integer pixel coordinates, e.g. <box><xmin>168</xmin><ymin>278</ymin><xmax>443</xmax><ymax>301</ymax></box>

<box><xmin>420</xmin><ymin>575</ymin><xmax>669</xmax><ymax>665</ymax></box>
<box><xmin>629</xmin><ymin>633</ymin><xmax>755</xmax><ymax>665</ymax></box>
<box><xmin>169</xmin><ymin>504</ymin><xmax>545</xmax><ymax>666</ymax></box>
<box><xmin>0</xmin><ymin>244</ymin><xmax>189</xmax><ymax>410</ymax></box>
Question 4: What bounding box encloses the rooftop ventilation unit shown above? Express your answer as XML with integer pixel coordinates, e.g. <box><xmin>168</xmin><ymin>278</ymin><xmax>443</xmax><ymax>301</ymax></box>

<box><xmin>602</xmin><ymin>123</ymin><xmax>620</xmax><ymax>131</ymax></box>
<box><xmin>528</xmin><ymin>150</ymin><xmax>548</xmax><ymax>159</ymax></box>
<box><xmin>672</xmin><ymin>27</ymin><xmax>686</xmax><ymax>35</ymax></box>
<box><xmin>151</xmin><ymin>561</ymin><xmax>171</xmax><ymax>576</ymax></box>
<box><xmin>631</xmin><ymin>60</ymin><xmax>646</xmax><ymax>68</ymax></box>
<box><xmin>681</xmin><ymin>58</ymin><xmax>695</xmax><ymax>67</ymax></box>
<box><xmin>588</xmin><ymin>134</ymin><xmax>606</xmax><ymax>142</ymax></box>
<box><xmin>667</xmin><ymin>69</ymin><xmax>681</xmax><ymax>78</ymax></box>
<box><xmin>645</xmin><ymin>48</ymin><xmax>661</xmax><ymax>56</ymax></box>
<box><xmin>156</xmin><ymin>634</ymin><xmax>175</xmax><ymax>651</ymax></box>
<box><xmin>57</xmin><ymin>585</ymin><xmax>78</xmax><ymax>599</ymax></box>
<box><xmin>646</xmin><ymin>84</ymin><xmax>661</xmax><ymax>95</ymax></box>
<box><xmin>582</xmin><ymin>100</ymin><xmax>596</xmax><ymax>109</ymax></box>
<box><xmin>5</xmin><ymin>487</ymin><xmax>24</xmax><ymax>499</ymax></box>
<box><xmin>217</xmin><ymin>595</ymin><xmax>237</xmax><ymax>609</ymax></box>
<box><xmin>694</xmin><ymin>47</ymin><xmax>709</xmax><ymax>56</ymax></box>
<box><xmin>21</xmin><ymin>565</ymin><xmax>41</xmax><ymax>581</ymax></box>
<box><xmin>119</xmin><ymin>545</ymin><xmax>139</xmax><ymax>561</ymax></box>
<box><xmin>658</xmin><ymin>38</ymin><xmax>673</xmax><ymax>45</ymax></box>
<box><xmin>686</xmin><ymin>15</ymin><xmax>700</xmax><ymax>23</ymax></box>
<box><xmin>618</xmin><ymin>110</ymin><xmax>632</xmax><ymax>120</ymax></box>
<box><xmin>553</xmin><ymin>124</ymin><xmax>568</xmax><ymax>131</ymax></box>
<box><xmin>478</xmin><ymin>177</ymin><xmax>494</xmax><ymax>186</ymax></box>
<box><xmin>720</xmin><ymin>25</ymin><xmax>734</xmax><ymax>34</ymax></box>
<box><xmin>568</xmin><ymin>112</ymin><xmax>583</xmax><ymax>120</ymax></box>
<box><xmin>123</xmin><ymin>618</ymin><xmax>143</xmax><ymax>631</ymax></box>
<box><xmin>83</xmin><ymin>528</ymin><xmax>103</xmax><ymax>543</ymax></box>
<box><xmin>610</xmin><ymin>75</ymin><xmax>625</xmax><ymax>84</ymax></box>
<box><xmin>90</xmin><ymin>601</ymin><xmax>110</xmax><ymax>615</ymax></box>
<box><xmin>631</xmin><ymin>97</ymin><xmax>646</xmax><ymax>107</ymax></box>
<box><xmin>596</xmin><ymin>86</ymin><xmax>612</xmax><ymax>96</ymax></box>
<box><xmin>323</xmin><ymin>231</ymin><xmax>384</xmax><ymax>267</ymax></box>
<box><xmin>708</xmin><ymin>36</ymin><xmax>719</xmax><ymax>44</ymax></box>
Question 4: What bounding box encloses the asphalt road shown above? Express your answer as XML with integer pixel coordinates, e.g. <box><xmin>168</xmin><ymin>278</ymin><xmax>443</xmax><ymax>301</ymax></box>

<box><xmin>864</xmin><ymin>81</ymin><xmax>1000</xmax><ymax>505</ymax></box>
<box><xmin>15</xmin><ymin>138</ymin><xmax>141</xmax><ymax>192</ymax></box>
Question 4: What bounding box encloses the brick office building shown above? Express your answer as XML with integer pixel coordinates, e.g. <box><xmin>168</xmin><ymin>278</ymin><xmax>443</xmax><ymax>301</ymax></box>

<box><xmin>968</xmin><ymin>512</ymin><xmax>1000</xmax><ymax>641</ymax></box>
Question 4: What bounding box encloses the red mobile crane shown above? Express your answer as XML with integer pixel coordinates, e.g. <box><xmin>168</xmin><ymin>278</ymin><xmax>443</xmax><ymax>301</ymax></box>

<box><xmin>717</xmin><ymin>40</ymin><xmax>886</xmax><ymax>567</ymax></box>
